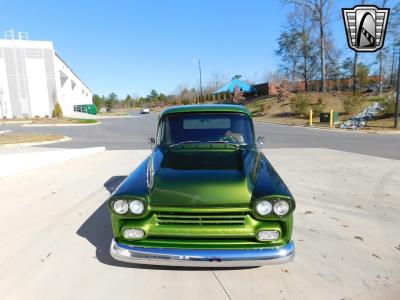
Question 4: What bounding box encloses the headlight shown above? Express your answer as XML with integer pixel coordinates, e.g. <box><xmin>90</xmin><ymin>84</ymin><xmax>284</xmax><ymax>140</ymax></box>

<box><xmin>257</xmin><ymin>230</ymin><xmax>280</xmax><ymax>241</ymax></box>
<box><xmin>113</xmin><ymin>200</ymin><xmax>129</xmax><ymax>214</ymax></box>
<box><xmin>255</xmin><ymin>200</ymin><xmax>272</xmax><ymax>216</ymax></box>
<box><xmin>123</xmin><ymin>228</ymin><xmax>145</xmax><ymax>239</ymax></box>
<box><xmin>274</xmin><ymin>200</ymin><xmax>290</xmax><ymax>216</ymax></box>
<box><xmin>129</xmin><ymin>200</ymin><xmax>145</xmax><ymax>215</ymax></box>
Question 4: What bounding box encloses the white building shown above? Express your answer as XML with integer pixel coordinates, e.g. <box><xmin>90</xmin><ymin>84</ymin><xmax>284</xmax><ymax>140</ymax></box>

<box><xmin>0</xmin><ymin>31</ymin><xmax>92</xmax><ymax>118</ymax></box>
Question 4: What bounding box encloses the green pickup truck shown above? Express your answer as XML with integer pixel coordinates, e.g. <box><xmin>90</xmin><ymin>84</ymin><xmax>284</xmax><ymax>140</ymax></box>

<box><xmin>108</xmin><ymin>104</ymin><xmax>295</xmax><ymax>267</ymax></box>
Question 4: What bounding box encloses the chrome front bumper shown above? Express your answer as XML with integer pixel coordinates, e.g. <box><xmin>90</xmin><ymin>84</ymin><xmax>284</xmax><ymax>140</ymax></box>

<box><xmin>110</xmin><ymin>239</ymin><xmax>295</xmax><ymax>267</ymax></box>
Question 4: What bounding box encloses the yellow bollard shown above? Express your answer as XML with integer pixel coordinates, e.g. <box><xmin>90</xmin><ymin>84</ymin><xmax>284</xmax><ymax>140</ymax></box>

<box><xmin>330</xmin><ymin>109</ymin><xmax>333</xmax><ymax>128</ymax></box>
<box><xmin>309</xmin><ymin>109</ymin><xmax>313</xmax><ymax>126</ymax></box>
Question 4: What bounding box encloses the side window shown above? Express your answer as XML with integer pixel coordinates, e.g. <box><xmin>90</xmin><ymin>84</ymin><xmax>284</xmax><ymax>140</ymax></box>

<box><xmin>156</xmin><ymin>120</ymin><xmax>164</xmax><ymax>145</ymax></box>
<box><xmin>164</xmin><ymin>118</ymin><xmax>171</xmax><ymax>144</ymax></box>
<box><xmin>157</xmin><ymin>118</ymin><xmax>171</xmax><ymax>145</ymax></box>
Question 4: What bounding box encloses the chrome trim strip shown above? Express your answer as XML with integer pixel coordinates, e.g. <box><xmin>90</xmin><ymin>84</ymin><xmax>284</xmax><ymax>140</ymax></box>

<box><xmin>110</xmin><ymin>239</ymin><xmax>295</xmax><ymax>267</ymax></box>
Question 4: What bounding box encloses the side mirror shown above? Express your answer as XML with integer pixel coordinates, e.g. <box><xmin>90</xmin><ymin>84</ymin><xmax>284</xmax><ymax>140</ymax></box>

<box><xmin>256</xmin><ymin>136</ymin><xmax>265</xmax><ymax>148</ymax></box>
<box><xmin>148</xmin><ymin>137</ymin><xmax>155</xmax><ymax>145</ymax></box>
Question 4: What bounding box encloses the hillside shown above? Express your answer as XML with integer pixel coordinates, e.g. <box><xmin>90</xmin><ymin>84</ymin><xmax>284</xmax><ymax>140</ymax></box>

<box><xmin>245</xmin><ymin>91</ymin><xmax>397</xmax><ymax>130</ymax></box>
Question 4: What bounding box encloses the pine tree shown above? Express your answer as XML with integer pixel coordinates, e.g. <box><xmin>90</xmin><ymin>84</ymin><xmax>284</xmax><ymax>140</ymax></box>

<box><xmin>52</xmin><ymin>102</ymin><xmax>63</xmax><ymax>118</ymax></box>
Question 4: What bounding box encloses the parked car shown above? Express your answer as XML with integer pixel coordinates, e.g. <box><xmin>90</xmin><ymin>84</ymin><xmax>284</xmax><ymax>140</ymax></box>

<box><xmin>140</xmin><ymin>108</ymin><xmax>150</xmax><ymax>114</ymax></box>
<box><xmin>108</xmin><ymin>104</ymin><xmax>296</xmax><ymax>267</ymax></box>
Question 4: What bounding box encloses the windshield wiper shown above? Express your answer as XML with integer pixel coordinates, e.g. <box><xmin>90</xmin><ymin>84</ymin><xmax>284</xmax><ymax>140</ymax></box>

<box><xmin>169</xmin><ymin>141</ymin><xmax>202</xmax><ymax>148</ymax></box>
<box><xmin>207</xmin><ymin>140</ymin><xmax>240</xmax><ymax>149</ymax></box>
<box><xmin>169</xmin><ymin>140</ymin><xmax>239</xmax><ymax>149</ymax></box>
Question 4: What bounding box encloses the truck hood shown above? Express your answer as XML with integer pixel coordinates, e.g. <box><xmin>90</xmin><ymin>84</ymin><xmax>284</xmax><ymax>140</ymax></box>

<box><xmin>149</xmin><ymin>148</ymin><xmax>259</xmax><ymax>208</ymax></box>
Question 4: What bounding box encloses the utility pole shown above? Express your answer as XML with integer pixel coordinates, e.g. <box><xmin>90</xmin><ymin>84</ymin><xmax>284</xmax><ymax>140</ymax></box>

<box><xmin>395</xmin><ymin>46</ymin><xmax>400</xmax><ymax>128</ymax></box>
<box><xmin>198</xmin><ymin>59</ymin><xmax>203</xmax><ymax>98</ymax></box>
<box><xmin>391</xmin><ymin>47</ymin><xmax>396</xmax><ymax>87</ymax></box>
<box><xmin>353</xmin><ymin>52</ymin><xmax>358</xmax><ymax>94</ymax></box>
<box><xmin>192</xmin><ymin>59</ymin><xmax>203</xmax><ymax>100</ymax></box>
<box><xmin>352</xmin><ymin>0</ymin><xmax>366</xmax><ymax>94</ymax></box>
<box><xmin>378</xmin><ymin>49</ymin><xmax>384</xmax><ymax>94</ymax></box>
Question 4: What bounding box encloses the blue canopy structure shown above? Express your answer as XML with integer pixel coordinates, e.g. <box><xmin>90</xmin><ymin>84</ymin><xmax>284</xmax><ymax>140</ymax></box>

<box><xmin>214</xmin><ymin>79</ymin><xmax>255</xmax><ymax>94</ymax></box>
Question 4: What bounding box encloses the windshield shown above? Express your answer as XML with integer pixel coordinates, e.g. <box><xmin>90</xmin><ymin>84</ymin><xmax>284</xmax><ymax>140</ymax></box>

<box><xmin>157</xmin><ymin>113</ymin><xmax>254</xmax><ymax>146</ymax></box>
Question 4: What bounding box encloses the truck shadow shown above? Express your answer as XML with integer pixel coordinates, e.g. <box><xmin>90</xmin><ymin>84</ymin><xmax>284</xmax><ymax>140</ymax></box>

<box><xmin>77</xmin><ymin>176</ymin><xmax>258</xmax><ymax>271</ymax></box>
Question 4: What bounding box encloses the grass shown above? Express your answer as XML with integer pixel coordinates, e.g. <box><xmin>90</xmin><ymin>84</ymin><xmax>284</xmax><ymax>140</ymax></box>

<box><xmin>245</xmin><ymin>96</ymin><xmax>275</xmax><ymax>115</ymax></box>
<box><xmin>75</xmin><ymin>119</ymin><xmax>98</xmax><ymax>123</ymax></box>
<box><xmin>364</xmin><ymin>117</ymin><xmax>400</xmax><ymax>131</ymax></box>
<box><xmin>0</xmin><ymin>133</ymin><xmax>65</xmax><ymax>145</ymax></box>
<box><xmin>97</xmin><ymin>111</ymin><xmax>129</xmax><ymax>116</ymax></box>
<box><xmin>30</xmin><ymin>118</ymin><xmax>97</xmax><ymax>124</ymax></box>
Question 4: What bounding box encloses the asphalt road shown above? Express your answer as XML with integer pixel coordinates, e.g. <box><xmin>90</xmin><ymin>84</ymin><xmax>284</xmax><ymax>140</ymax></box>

<box><xmin>6</xmin><ymin>112</ymin><xmax>400</xmax><ymax>159</ymax></box>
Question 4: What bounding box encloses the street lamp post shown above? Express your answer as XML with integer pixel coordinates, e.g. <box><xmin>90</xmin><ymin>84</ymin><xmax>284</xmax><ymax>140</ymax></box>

<box><xmin>193</xmin><ymin>59</ymin><xmax>203</xmax><ymax>99</ymax></box>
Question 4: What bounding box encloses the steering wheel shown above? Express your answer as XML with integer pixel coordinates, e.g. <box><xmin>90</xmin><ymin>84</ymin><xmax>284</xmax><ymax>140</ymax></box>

<box><xmin>221</xmin><ymin>135</ymin><xmax>240</xmax><ymax>143</ymax></box>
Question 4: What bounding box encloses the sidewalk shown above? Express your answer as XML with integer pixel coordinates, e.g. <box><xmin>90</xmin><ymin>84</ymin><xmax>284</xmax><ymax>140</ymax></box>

<box><xmin>0</xmin><ymin>146</ymin><xmax>105</xmax><ymax>178</ymax></box>
<box><xmin>255</xmin><ymin>119</ymin><xmax>400</xmax><ymax>134</ymax></box>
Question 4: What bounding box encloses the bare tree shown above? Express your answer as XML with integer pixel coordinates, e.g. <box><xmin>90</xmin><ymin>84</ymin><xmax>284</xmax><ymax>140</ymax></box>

<box><xmin>288</xmin><ymin>5</ymin><xmax>317</xmax><ymax>91</ymax></box>
<box><xmin>263</xmin><ymin>70</ymin><xmax>286</xmax><ymax>84</ymax></box>
<box><xmin>232</xmin><ymin>86</ymin><xmax>245</xmax><ymax>104</ymax></box>
<box><xmin>283</xmin><ymin>0</ymin><xmax>334</xmax><ymax>93</ymax></box>
<box><xmin>210</xmin><ymin>72</ymin><xmax>228</xmax><ymax>92</ymax></box>
<box><xmin>276</xmin><ymin>79</ymin><xmax>291</xmax><ymax>104</ymax></box>
<box><xmin>276</xmin><ymin>28</ymin><xmax>301</xmax><ymax>91</ymax></box>
<box><xmin>325</xmin><ymin>35</ymin><xmax>342</xmax><ymax>90</ymax></box>
<box><xmin>388</xmin><ymin>2</ymin><xmax>400</xmax><ymax>87</ymax></box>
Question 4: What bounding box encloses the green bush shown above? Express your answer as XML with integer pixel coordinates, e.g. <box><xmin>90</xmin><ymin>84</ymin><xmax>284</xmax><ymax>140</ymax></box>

<box><xmin>312</xmin><ymin>98</ymin><xmax>326</xmax><ymax>115</ymax></box>
<box><xmin>343</xmin><ymin>95</ymin><xmax>363</xmax><ymax>115</ymax></box>
<box><xmin>368</xmin><ymin>96</ymin><xmax>386</xmax><ymax>103</ymax></box>
<box><xmin>52</xmin><ymin>102</ymin><xmax>63</xmax><ymax>118</ymax></box>
<box><xmin>381</xmin><ymin>98</ymin><xmax>396</xmax><ymax>116</ymax></box>
<box><xmin>290</xmin><ymin>94</ymin><xmax>311</xmax><ymax>117</ymax></box>
<box><xmin>181</xmin><ymin>99</ymin><xmax>190</xmax><ymax>105</ymax></box>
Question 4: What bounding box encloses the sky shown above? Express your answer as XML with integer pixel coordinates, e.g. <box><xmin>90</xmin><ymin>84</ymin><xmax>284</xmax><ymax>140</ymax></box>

<box><xmin>0</xmin><ymin>0</ymin><xmax>397</xmax><ymax>97</ymax></box>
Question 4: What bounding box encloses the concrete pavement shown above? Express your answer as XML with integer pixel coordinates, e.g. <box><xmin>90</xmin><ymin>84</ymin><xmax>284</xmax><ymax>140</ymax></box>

<box><xmin>0</xmin><ymin>148</ymin><xmax>399</xmax><ymax>300</ymax></box>
<box><xmin>0</xmin><ymin>146</ymin><xmax>105</xmax><ymax>177</ymax></box>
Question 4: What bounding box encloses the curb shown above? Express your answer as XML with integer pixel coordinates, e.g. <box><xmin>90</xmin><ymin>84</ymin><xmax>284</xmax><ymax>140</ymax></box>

<box><xmin>93</xmin><ymin>115</ymin><xmax>139</xmax><ymax>119</ymax></box>
<box><xmin>255</xmin><ymin>120</ymin><xmax>400</xmax><ymax>135</ymax></box>
<box><xmin>3</xmin><ymin>120</ymin><xmax>32</xmax><ymax>124</ymax></box>
<box><xmin>22</xmin><ymin>122</ymin><xmax>100</xmax><ymax>127</ymax></box>
<box><xmin>2</xmin><ymin>136</ymin><xmax>72</xmax><ymax>147</ymax></box>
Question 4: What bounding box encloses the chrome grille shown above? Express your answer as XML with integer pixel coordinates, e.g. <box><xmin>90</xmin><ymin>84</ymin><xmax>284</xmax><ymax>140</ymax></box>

<box><xmin>155</xmin><ymin>212</ymin><xmax>246</xmax><ymax>226</ymax></box>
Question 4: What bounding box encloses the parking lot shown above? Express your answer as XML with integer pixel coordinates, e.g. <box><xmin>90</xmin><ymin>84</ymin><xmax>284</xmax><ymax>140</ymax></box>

<box><xmin>1</xmin><ymin>114</ymin><xmax>400</xmax><ymax>299</ymax></box>
<box><xmin>5</xmin><ymin>112</ymin><xmax>400</xmax><ymax>159</ymax></box>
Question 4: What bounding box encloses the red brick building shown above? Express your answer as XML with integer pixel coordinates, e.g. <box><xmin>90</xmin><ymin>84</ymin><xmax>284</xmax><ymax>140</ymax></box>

<box><xmin>254</xmin><ymin>76</ymin><xmax>380</xmax><ymax>96</ymax></box>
